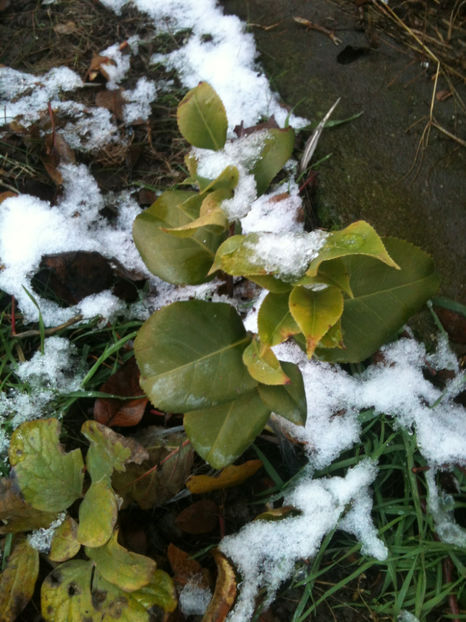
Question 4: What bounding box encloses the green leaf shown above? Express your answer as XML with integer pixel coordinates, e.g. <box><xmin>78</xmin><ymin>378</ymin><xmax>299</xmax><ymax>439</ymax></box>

<box><xmin>81</xmin><ymin>420</ymin><xmax>131</xmax><ymax>481</ymax></box>
<box><xmin>289</xmin><ymin>286</ymin><xmax>344</xmax><ymax>357</ymax></box>
<box><xmin>9</xmin><ymin>419</ymin><xmax>84</xmax><ymax>513</ymax></box>
<box><xmin>242</xmin><ymin>338</ymin><xmax>290</xmax><ymax>385</ymax></box>
<box><xmin>319</xmin><ymin>319</ymin><xmax>344</xmax><ymax>349</ymax></box>
<box><xmin>257</xmin><ymin>361</ymin><xmax>307</xmax><ymax>426</ymax></box>
<box><xmin>177</xmin><ymin>82</ymin><xmax>227</xmax><ymax>150</ymax></box>
<box><xmin>306</xmin><ymin>220</ymin><xmax>399</xmax><ymax>277</ymax></box>
<box><xmin>86</xmin><ymin>530</ymin><xmax>155</xmax><ymax>592</ymax></box>
<box><xmin>0</xmin><ymin>537</ymin><xmax>39</xmax><ymax>621</ymax></box>
<box><xmin>77</xmin><ymin>481</ymin><xmax>118</xmax><ymax>547</ymax></box>
<box><xmin>49</xmin><ymin>516</ymin><xmax>81</xmax><ymax>562</ymax></box>
<box><xmin>135</xmin><ymin>300</ymin><xmax>256</xmax><ymax>413</ymax></box>
<box><xmin>0</xmin><ymin>476</ymin><xmax>58</xmax><ymax>534</ymax></box>
<box><xmin>133</xmin><ymin>190</ymin><xmax>224</xmax><ymax>285</ymax></box>
<box><xmin>252</xmin><ymin>128</ymin><xmax>295</xmax><ymax>195</ymax></box>
<box><xmin>91</xmin><ymin>573</ymin><xmax>149</xmax><ymax>621</ymax></box>
<box><xmin>184</xmin><ymin>390</ymin><xmax>270</xmax><ymax>469</ymax></box>
<box><xmin>258</xmin><ymin>291</ymin><xmax>300</xmax><ymax>346</ymax></box>
<box><xmin>41</xmin><ymin>560</ymin><xmax>96</xmax><ymax>622</ymax></box>
<box><xmin>296</xmin><ymin>258</ymin><xmax>353</xmax><ymax>297</ymax></box>
<box><xmin>317</xmin><ymin>237</ymin><xmax>440</xmax><ymax>363</ymax></box>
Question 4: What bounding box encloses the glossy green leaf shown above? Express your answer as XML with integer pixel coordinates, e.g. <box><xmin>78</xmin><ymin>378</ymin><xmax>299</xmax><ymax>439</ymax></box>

<box><xmin>184</xmin><ymin>390</ymin><xmax>270</xmax><ymax>469</ymax></box>
<box><xmin>306</xmin><ymin>220</ymin><xmax>399</xmax><ymax>277</ymax></box>
<box><xmin>289</xmin><ymin>286</ymin><xmax>344</xmax><ymax>357</ymax></box>
<box><xmin>252</xmin><ymin>128</ymin><xmax>295</xmax><ymax>195</ymax></box>
<box><xmin>135</xmin><ymin>300</ymin><xmax>256</xmax><ymax>413</ymax></box>
<box><xmin>296</xmin><ymin>258</ymin><xmax>353</xmax><ymax>297</ymax></box>
<box><xmin>317</xmin><ymin>237</ymin><xmax>440</xmax><ymax>363</ymax></box>
<box><xmin>258</xmin><ymin>291</ymin><xmax>300</xmax><ymax>346</ymax></box>
<box><xmin>177</xmin><ymin>82</ymin><xmax>227</xmax><ymax>150</ymax></box>
<box><xmin>0</xmin><ymin>537</ymin><xmax>39</xmax><ymax>621</ymax></box>
<box><xmin>82</xmin><ymin>420</ymin><xmax>131</xmax><ymax>481</ymax></box>
<box><xmin>133</xmin><ymin>190</ymin><xmax>224</xmax><ymax>285</ymax></box>
<box><xmin>9</xmin><ymin>419</ymin><xmax>84</xmax><ymax>513</ymax></box>
<box><xmin>257</xmin><ymin>361</ymin><xmax>307</xmax><ymax>425</ymax></box>
<box><xmin>41</xmin><ymin>560</ymin><xmax>96</xmax><ymax>622</ymax></box>
<box><xmin>49</xmin><ymin>516</ymin><xmax>81</xmax><ymax>562</ymax></box>
<box><xmin>86</xmin><ymin>530</ymin><xmax>155</xmax><ymax>592</ymax></box>
<box><xmin>77</xmin><ymin>481</ymin><xmax>118</xmax><ymax>547</ymax></box>
<box><xmin>242</xmin><ymin>338</ymin><xmax>290</xmax><ymax>385</ymax></box>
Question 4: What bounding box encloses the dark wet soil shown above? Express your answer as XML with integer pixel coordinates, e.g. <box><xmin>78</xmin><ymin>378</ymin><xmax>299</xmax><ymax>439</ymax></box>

<box><xmin>221</xmin><ymin>0</ymin><xmax>465</xmax><ymax>303</ymax></box>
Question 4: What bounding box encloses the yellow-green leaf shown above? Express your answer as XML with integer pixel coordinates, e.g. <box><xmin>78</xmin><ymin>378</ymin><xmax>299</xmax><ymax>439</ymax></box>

<box><xmin>177</xmin><ymin>82</ymin><xmax>227</xmax><ymax>150</ymax></box>
<box><xmin>9</xmin><ymin>419</ymin><xmax>84</xmax><ymax>513</ymax></box>
<box><xmin>258</xmin><ymin>291</ymin><xmax>300</xmax><ymax>346</ymax></box>
<box><xmin>49</xmin><ymin>516</ymin><xmax>81</xmax><ymax>562</ymax></box>
<box><xmin>85</xmin><ymin>530</ymin><xmax>155</xmax><ymax>592</ymax></box>
<box><xmin>81</xmin><ymin>420</ymin><xmax>132</xmax><ymax>481</ymax></box>
<box><xmin>41</xmin><ymin>560</ymin><xmax>96</xmax><ymax>622</ymax></box>
<box><xmin>0</xmin><ymin>537</ymin><xmax>39</xmax><ymax>621</ymax></box>
<box><xmin>289</xmin><ymin>286</ymin><xmax>344</xmax><ymax>357</ymax></box>
<box><xmin>252</xmin><ymin>128</ymin><xmax>295</xmax><ymax>195</ymax></box>
<box><xmin>242</xmin><ymin>338</ymin><xmax>290</xmax><ymax>385</ymax></box>
<box><xmin>296</xmin><ymin>258</ymin><xmax>353</xmax><ymax>297</ymax></box>
<box><xmin>0</xmin><ymin>476</ymin><xmax>58</xmax><ymax>534</ymax></box>
<box><xmin>306</xmin><ymin>220</ymin><xmax>399</xmax><ymax>277</ymax></box>
<box><xmin>132</xmin><ymin>569</ymin><xmax>177</xmax><ymax>613</ymax></box>
<box><xmin>78</xmin><ymin>481</ymin><xmax>118</xmax><ymax>547</ymax></box>
<box><xmin>164</xmin><ymin>189</ymin><xmax>229</xmax><ymax>237</ymax></box>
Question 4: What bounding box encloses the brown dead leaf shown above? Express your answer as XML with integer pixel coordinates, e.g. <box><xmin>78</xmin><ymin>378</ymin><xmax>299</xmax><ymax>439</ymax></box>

<box><xmin>87</xmin><ymin>54</ymin><xmax>117</xmax><ymax>81</ymax></box>
<box><xmin>186</xmin><ymin>460</ymin><xmax>263</xmax><ymax>494</ymax></box>
<box><xmin>0</xmin><ymin>0</ymin><xmax>11</xmax><ymax>10</ymax></box>
<box><xmin>33</xmin><ymin>251</ymin><xmax>114</xmax><ymax>306</ymax></box>
<box><xmin>167</xmin><ymin>543</ymin><xmax>210</xmax><ymax>589</ymax></box>
<box><xmin>0</xmin><ymin>476</ymin><xmax>58</xmax><ymax>534</ymax></box>
<box><xmin>0</xmin><ymin>537</ymin><xmax>39</xmax><ymax>621</ymax></box>
<box><xmin>53</xmin><ymin>21</ymin><xmax>78</xmax><ymax>35</ymax></box>
<box><xmin>234</xmin><ymin>116</ymin><xmax>279</xmax><ymax>138</ymax></box>
<box><xmin>434</xmin><ymin>307</ymin><xmax>466</xmax><ymax>344</ymax></box>
<box><xmin>94</xmin><ymin>357</ymin><xmax>148</xmax><ymax>427</ymax></box>
<box><xmin>0</xmin><ymin>191</ymin><xmax>17</xmax><ymax>204</ymax></box>
<box><xmin>95</xmin><ymin>88</ymin><xmax>124</xmax><ymax>120</ymax></box>
<box><xmin>435</xmin><ymin>89</ymin><xmax>452</xmax><ymax>102</ymax></box>
<box><xmin>41</xmin><ymin>133</ymin><xmax>75</xmax><ymax>185</ymax></box>
<box><xmin>175</xmin><ymin>499</ymin><xmax>218</xmax><ymax>534</ymax></box>
<box><xmin>112</xmin><ymin>428</ymin><xmax>193</xmax><ymax>509</ymax></box>
<box><xmin>203</xmin><ymin>550</ymin><xmax>237</xmax><ymax>622</ymax></box>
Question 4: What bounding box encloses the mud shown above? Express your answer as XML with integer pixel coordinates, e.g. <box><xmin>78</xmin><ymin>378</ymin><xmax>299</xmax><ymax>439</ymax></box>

<box><xmin>221</xmin><ymin>0</ymin><xmax>465</xmax><ymax>302</ymax></box>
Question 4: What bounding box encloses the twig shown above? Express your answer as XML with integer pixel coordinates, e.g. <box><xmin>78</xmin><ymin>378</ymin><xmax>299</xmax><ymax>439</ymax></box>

<box><xmin>12</xmin><ymin>314</ymin><xmax>84</xmax><ymax>339</ymax></box>
<box><xmin>293</xmin><ymin>16</ymin><xmax>342</xmax><ymax>46</ymax></box>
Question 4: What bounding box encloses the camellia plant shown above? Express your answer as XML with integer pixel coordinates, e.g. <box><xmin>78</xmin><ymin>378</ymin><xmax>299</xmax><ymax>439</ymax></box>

<box><xmin>132</xmin><ymin>82</ymin><xmax>439</xmax><ymax>470</ymax></box>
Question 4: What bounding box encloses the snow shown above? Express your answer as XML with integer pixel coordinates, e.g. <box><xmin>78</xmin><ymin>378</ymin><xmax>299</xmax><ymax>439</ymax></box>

<box><xmin>0</xmin><ymin>0</ymin><xmax>465</xmax><ymax>620</ymax></box>
<box><xmin>221</xmin><ymin>459</ymin><xmax>386</xmax><ymax>621</ymax></box>
<box><xmin>179</xmin><ymin>579</ymin><xmax>212</xmax><ymax>616</ymax></box>
<box><xmin>28</xmin><ymin>512</ymin><xmax>66</xmax><ymax>553</ymax></box>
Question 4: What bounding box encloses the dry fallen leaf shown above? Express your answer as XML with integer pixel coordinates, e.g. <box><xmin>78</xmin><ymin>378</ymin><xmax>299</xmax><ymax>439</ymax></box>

<box><xmin>94</xmin><ymin>357</ymin><xmax>148</xmax><ymax>427</ymax></box>
<box><xmin>167</xmin><ymin>543</ymin><xmax>211</xmax><ymax>589</ymax></box>
<box><xmin>87</xmin><ymin>54</ymin><xmax>117</xmax><ymax>81</ymax></box>
<box><xmin>95</xmin><ymin>88</ymin><xmax>125</xmax><ymax>120</ymax></box>
<box><xmin>175</xmin><ymin>499</ymin><xmax>218</xmax><ymax>534</ymax></box>
<box><xmin>0</xmin><ymin>191</ymin><xmax>17</xmax><ymax>204</ymax></box>
<box><xmin>41</xmin><ymin>133</ymin><xmax>75</xmax><ymax>185</ymax></box>
<box><xmin>203</xmin><ymin>550</ymin><xmax>237</xmax><ymax>622</ymax></box>
<box><xmin>186</xmin><ymin>459</ymin><xmax>263</xmax><ymax>494</ymax></box>
<box><xmin>53</xmin><ymin>21</ymin><xmax>78</xmax><ymax>35</ymax></box>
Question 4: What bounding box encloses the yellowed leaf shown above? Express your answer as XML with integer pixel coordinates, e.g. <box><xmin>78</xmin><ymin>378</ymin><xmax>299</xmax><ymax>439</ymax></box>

<box><xmin>186</xmin><ymin>459</ymin><xmax>263</xmax><ymax>494</ymax></box>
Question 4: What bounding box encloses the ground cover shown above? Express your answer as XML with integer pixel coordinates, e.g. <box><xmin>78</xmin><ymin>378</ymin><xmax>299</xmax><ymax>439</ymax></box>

<box><xmin>0</xmin><ymin>1</ymin><xmax>465</xmax><ymax>621</ymax></box>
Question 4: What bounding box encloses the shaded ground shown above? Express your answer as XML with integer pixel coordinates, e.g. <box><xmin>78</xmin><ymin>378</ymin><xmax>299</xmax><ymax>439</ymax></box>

<box><xmin>221</xmin><ymin>0</ymin><xmax>465</xmax><ymax>303</ymax></box>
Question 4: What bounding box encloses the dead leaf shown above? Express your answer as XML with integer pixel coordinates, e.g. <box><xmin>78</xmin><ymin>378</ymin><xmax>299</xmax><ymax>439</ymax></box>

<box><xmin>234</xmin><ymin>116</ymin><xmax>279</xmax><ymax>138</ymax></box>
<box><xmin>203</xmin><ymin>550</ymin><xmax>237</xmax><ymax>622</ymax></box>
<box><xmin>167</xmin><ymin>543</ymin><xmax>210</xmax><ymax>589</ymax></box>
<box><xmin>0</xmin><ymin>0</ymin><xmax>11</xmax><ymax>10</ymax></box>
<box><xmin>434</xmin><ymin>307</ymin><xmax>466</xmax><ymax>344</ymax></box>
<box><xmin>0</xmin><ymin>476</ymin><xmax>58</xmax><ymax>534</ymax></box>
<box><xmin>254</xmin><ymin>505</ymin><xmax>297</xmax><ymax>521</ymax></box>
<box><xmin>175</xmin><ymin>499</ymin><xmax>218</xmax><ymax>534</ymax></box>
<box><xmin>95</xmin><ymin>89</ymin><xmax>124</xmax><ymax>120</ymax></box>
<box><xmin>32</xmin><ymin>251</ymin><xmax>114</xmax><ymax>306</ymax></box>
<box><xmin>87</xmin><ymin>54</ymin><xmax>117</xmax><ymax>81</ymax></box>
<box><xmin>0</xmin><ymin>191</ymin><xmax>17</xmax><ymax>203</ymax></box>
<box><xmin>435</xmin><ymin>89</ymin><xmax>452</xmax><ymax>102</ymax></box>
<box><xmin>112</xmin><ymin>428</ymin><xmax>193</xmax><ymax>509</ymax></box>
<box><xmin>53</xmin><ymin>21</ymin><xmax>78</xmax><ymax>35</ymax></box>
<box><xmin>186</xmin><ymin>460</ymin><xmax>263</xmax><ymax>494</ymax></box>
<box><xmin>41</xmin><ymin>133</ymin><xmax>75</xmax><ymax>185</ymax></box>
<box><xmin>94</xmin><ymin>357</ymin><xmax>148</xmax><ymax>427</ymax></box>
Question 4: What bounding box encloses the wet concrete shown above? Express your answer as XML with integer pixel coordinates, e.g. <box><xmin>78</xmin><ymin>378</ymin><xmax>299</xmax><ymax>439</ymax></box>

<box><xmin>221</xmin><ymin>0</ymin><xmax>465</xmax><ymax>302</ymax></box>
